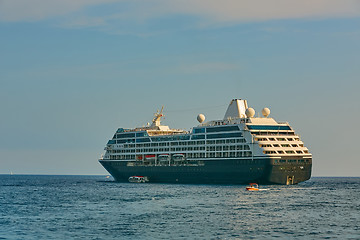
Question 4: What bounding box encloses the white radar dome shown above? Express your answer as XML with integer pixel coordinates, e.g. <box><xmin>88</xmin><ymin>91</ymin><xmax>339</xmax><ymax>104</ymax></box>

<box><xmin>262</xmin><ymin>107</ymin><xmax>270</xmax><ymax>117</ymax></box>
<box><xmin>197</xmin><ymin>114</ymin><xmax>205</xmax><ymax>123</ymax></box>
<box><xmin>245</xmin><ymin>108</ymin><xmax>255</xmax><ymax>118</ymax></box>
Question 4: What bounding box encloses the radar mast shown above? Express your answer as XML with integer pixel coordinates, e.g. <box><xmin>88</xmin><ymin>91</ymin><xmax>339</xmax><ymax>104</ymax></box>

<box><xmin>151</xmin><ymin>106</ymin><xmax>164</xmax><ymax>127</ymax></box>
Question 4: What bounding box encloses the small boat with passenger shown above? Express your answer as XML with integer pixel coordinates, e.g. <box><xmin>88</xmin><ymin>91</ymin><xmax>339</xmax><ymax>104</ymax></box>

<box><xmin>246</xmin><ymin>183</ymin><xmax>259</xmax><ymax>191</ymax></box>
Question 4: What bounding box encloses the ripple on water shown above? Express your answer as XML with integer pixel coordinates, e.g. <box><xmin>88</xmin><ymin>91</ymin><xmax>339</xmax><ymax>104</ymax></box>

<box><xmin>0</xmin><ymin>176</ymin><xmax>359</xmax><ymax>239</ymax></box>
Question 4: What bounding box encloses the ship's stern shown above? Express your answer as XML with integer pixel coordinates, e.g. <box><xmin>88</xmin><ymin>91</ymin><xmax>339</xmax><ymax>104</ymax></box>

<box><xmin>264</xmin><ymin>157</ymin><xmax>312</xmax><ymax>184</ymax></box>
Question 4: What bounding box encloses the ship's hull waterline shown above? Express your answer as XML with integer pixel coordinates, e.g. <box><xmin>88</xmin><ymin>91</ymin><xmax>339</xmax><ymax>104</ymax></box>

<box><xmin>100</xmin><ymin>158</ymin><xmax>311</xmax><ymax>185</ymax></box>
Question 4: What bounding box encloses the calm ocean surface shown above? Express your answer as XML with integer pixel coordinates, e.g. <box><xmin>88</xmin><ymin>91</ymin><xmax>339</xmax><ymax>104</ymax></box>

<box><xmin>0</xmin><ymin>176</ymin><xmax>358</xmax><ymax>240</ymax></box>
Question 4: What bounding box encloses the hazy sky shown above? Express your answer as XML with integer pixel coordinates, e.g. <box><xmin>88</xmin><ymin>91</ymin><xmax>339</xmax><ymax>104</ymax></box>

<box><xmin>1</xmin><ymin>0</ymin><xmax>359</xmax><ymax>176</ymax></box>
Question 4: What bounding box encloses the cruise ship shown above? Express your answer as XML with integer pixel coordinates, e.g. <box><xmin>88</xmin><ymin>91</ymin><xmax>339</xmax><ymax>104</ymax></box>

<box><xmin>99</xmin><ymin>99</ymin><xmax>312</xmax><ymax>185</ymax></box>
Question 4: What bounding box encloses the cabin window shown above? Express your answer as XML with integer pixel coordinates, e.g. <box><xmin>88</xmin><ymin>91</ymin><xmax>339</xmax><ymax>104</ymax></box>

<box><xmin>245</xmin><ymin>151</ymin><xmax>252</xmax><ymax>156</ymax></box>
<box><xmin>207</xmin><ymin>132</ymin><xmax>243</xmax><ymax>139</ymax></box>
<box><xmin>193</xmin><ymin>128</ymin><xmax>205</xmax><ymax>134</ymax></box>
<box><xmin>247</xmin><ymin>125</ymin><xmax>291</xmax><ymax>130</ymax></box>
<box><xmin>192</xmin><ymin>135</ymin><xmax>205</xmax><ymax>140</ymax></box>
<box><xmin>236</xmin><ymin>145</ymin><xmax>243</xmax><ymax>150</ymax></box>
<box><xmin>206</xmin><ymin>126</ymin><xmax>240</xmax><ymax>132</ymax></box>
<box><xmin>117</xmin><ymin>133</ymin><xmax>136</xmax><ymax>138</ymax></box>
<box><xmin>136</xmin><ymin>132</ymin><xmax>148</xmax><ymax>137</ymax></box>
<box><xmin>256</xmin><ymin>138</ymin><xmax>268</xmax><ymax>141</ymax></box>
<box><xmin>136</xmin><ymin>138</ymin><xmax>151</xmax><ymax>143</ymax></box>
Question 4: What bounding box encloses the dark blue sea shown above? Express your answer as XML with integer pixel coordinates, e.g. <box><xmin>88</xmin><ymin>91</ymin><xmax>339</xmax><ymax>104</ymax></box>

<box><xmin>0</xmin><ymin>176</ymin><xmax>359</xmax><ymax>239</ymax></box>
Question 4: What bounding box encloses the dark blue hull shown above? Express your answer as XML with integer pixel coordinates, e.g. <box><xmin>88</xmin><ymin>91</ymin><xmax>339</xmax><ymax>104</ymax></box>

<box><xmin>100</xmin><ymin>157</ymin><xmax>312</xmax><ymax>185</ymax></box>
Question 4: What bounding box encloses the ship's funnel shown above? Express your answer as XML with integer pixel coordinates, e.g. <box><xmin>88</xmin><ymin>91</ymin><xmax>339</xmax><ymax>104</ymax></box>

<box><xmin>223</xmin><ymin>99</ymin><xmax>248</xmax><ymax>120</ymax></box>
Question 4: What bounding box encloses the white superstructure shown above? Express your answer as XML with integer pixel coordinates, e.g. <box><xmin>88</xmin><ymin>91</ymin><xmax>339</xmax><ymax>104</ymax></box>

<box><xmin>101</xmin><ymin>99</ymin><xmax>311</xmax><ymax>163</ymax></box>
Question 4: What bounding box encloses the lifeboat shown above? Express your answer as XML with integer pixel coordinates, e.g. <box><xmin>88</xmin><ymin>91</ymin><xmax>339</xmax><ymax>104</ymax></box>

<box><xmin>128</xmin><ymin>176</ymin><xmax>148</xmax><ymax>183</ymax></box>
<box><xmin>246</xmin><ymin>183</ymin><xmax>259</xmax><ymax>191</ymax></box>
<box><xmin>172</xmin><ymin>153</ymin><xmax>185</xmax><ymax>162</ymax></box>
<box><xmin>145</xmin><ymin>154</ymin><xmax>156</xmax><ymax>160</ymax></box>
<box><xmin>158</xmin><ymin>154</ymin><xmax>170</xmax><ymax>160</ymax></box>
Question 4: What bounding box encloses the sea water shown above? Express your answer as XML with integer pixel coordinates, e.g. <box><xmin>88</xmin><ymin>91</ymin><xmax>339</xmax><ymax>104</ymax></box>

<box><xmin>0</xmin><ymin>176</ymin><xmax>358</xmax><ymax>239</ymax></box>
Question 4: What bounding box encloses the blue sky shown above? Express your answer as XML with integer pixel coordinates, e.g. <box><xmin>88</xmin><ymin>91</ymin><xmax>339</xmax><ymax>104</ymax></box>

<box><xmin>1</xmin><ymin>0</ymin><xmax>360</xmax><ymax>176</ymax></box>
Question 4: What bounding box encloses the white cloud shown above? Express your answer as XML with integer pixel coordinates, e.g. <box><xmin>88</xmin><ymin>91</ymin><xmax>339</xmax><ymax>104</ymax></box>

<box><xmin>160</xmin><ymin>0</ymin><xmax>360</xmax><ymax>22</ymax></box>
<box><xmin>0</xmin><ymin>0</ymin><xmax>359</xmax><ymax>25</ymax></box>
